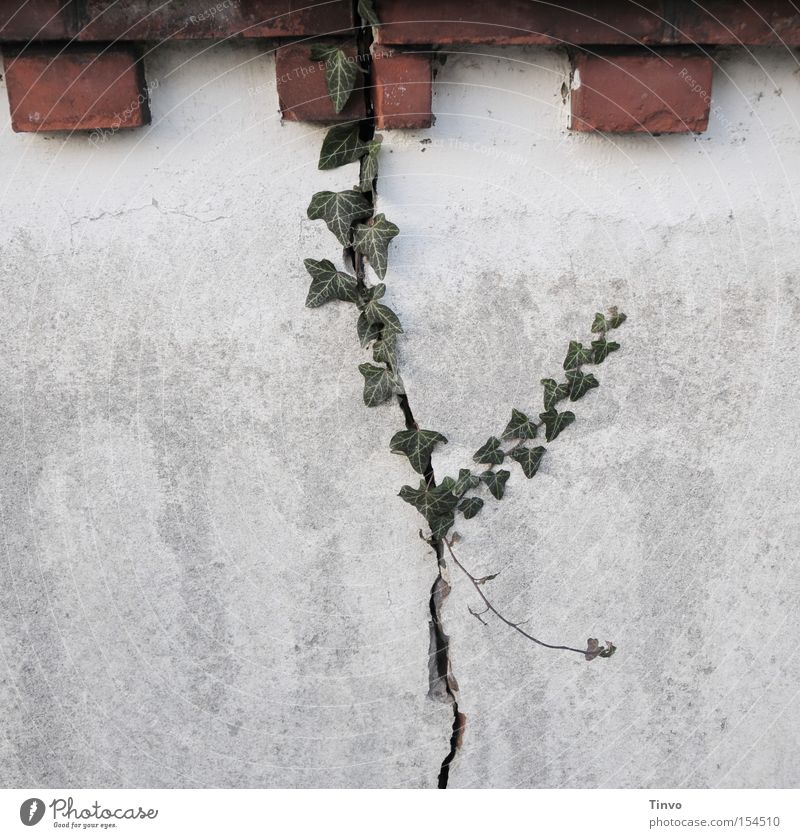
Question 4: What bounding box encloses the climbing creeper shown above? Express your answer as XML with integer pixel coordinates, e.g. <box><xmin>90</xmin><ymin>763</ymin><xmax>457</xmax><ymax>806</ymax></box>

<box><xmin>302</xmin><ymin>2</ymin><xmax>622</xmax><ymax>663</ymax></box>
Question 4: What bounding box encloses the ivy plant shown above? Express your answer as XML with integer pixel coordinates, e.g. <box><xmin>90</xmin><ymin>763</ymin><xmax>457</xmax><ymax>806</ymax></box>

<box><xmin>301</xmin><ymin>5</ymin><xmax>623</xmax><ymax>665</ymax></box>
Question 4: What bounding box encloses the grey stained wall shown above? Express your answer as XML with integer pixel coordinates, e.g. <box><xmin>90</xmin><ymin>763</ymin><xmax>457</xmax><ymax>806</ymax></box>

<box><xmin>1</xmin><ymin>42</ymin><xmax>799</xmax><ymax>788</ymax></box>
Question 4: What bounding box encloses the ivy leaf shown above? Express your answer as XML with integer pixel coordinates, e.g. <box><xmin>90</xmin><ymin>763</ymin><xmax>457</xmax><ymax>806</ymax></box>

<box><xmin>357</xmin><ymin>285</ymin><xmax>402</xmax><ymax>347</ymax></box>
<box><xmin>358</xmin><ymin>363</ymin><xmax>400</xmax><ymax>406</ymax></box>
<box><xmin>585</xmin><ymin>638</ymin><xmax>602</xmax><ymax>661</ymax></box>
<box><xmin>458</xmin><ymin>496</ymin><xmax>484</xmax><ymax>519</ymax></box>
<box><xmin>599</xmin><ymin>641</ymin><xmax>617</xmax><ymax>658</ymax></box>
<box><xmin>362</xmin><ymin>299</ymin><xmax>403</xmax><ymax>336</ymax></box>
<box><xmin>318</xmin><ymin>124</ymin><xmax>368</xmax><ymax>170</ymax></box>
<box><xmin>309</xmin><ymin>44</ymin><xmax>338</xmax><ymax>61</ymax></box>
<box><xmin>608</xmin><ymin>309</ymin><xmax>627</xmax><ymax>329</ymax></box>
<box><xmin>399</xmin><ymin>480</ymin><xmax>460</xmax><ymax>522</ymax></box>
<box><xmin>429</xmin><ymin>512</ymin><xmax>454</xmax><ymax>540</ymax></box>
<box><xmin>509</xmin><ymin>445</ymin><xmax>546</xmax><ymax>479</ymax></box>
<box><xmin>541</xmin><ymin>378</ymin><xmax>570</xmax><ymax>411</ymax></box>
<box><xmin>481</xmin><ymin>469</ymin><xmax>511</xmax><ymax>500</ymax></box>
<box><xmin>323</xmin><ymin>48</ymin><xmax>358</xmax><ymax>114</ymax></box>
<box><xmin>539</xmin><ymin>407</ymin><xmax>576</xmax><ymax>442</ymax></box>
<box><xmin>453</xmin><ymin>469</ymin><xmax>480</xmax><ymax>497</ymax></box>
<box><xmin>303</xmin><ymin>258</ymin><xmax>359</xmax><ymax>307</ymax></box>
<box><xmin>352</xmin><ymin>213</ymin><xmax>400</xmax><ymax>280</ymax></box>
<box><xmin>563</xmin><ymin>340</ymin><xmax>592</xmax><ymax>370</ymax></box>
<box><xmin>473</xmin><ymin>436</ymin><xmax>504</xmax><ymax>465</ymax></box>
<box><xmin>307</xmin><ymin>190</ymin><xmax>372</xmax><ymax>246</ymax></box>
<box><xmin>501</xmin><ymin>408</ymin><xmax>538</xmax><ymax>441</ymax></box>
<box><xmin>372</xmin><ymin>334</ymin><xmax>397</xmax><ymax>367</ymax></box>
<box><xmin>566</xmin><ymin>368</ymin><xmax>599</xmax><ymax>401</ymax></box>
<box><xmin>390</xmin><ymin>428</ymin><xmax>448</xmax><ymax>474</ymax></box>
<box><xmin>591</xmin><ymin>312</ymin><xmax>609</xmax><ymax>333</ymax></box>
<box><xmin>591</xmin><ymin>338</ymin><xmax>620</xmax><ymax>364</ymax></box>
<box><xmin>359</xmin><ymin>136</ymin><xmax>382</xmax><ymax>192</ymax></box>
<box><xmin>357</xmin><ymin>313</ymin><xmax>383</xmax><ymax>347</ymax></box>
<box><xmin>360</xmin><ymin>282</ymin><xmax>385</xmax><ymax>303</ymax></box>
<box><xmin>585</xmin><ymin>638</ymin><xmax>616</xmax><ymax>661</ymax></box>
<box><xmin>358</xmin><ymin>0</ymin><xmax>380</xmax><ymax>26</ymax></box>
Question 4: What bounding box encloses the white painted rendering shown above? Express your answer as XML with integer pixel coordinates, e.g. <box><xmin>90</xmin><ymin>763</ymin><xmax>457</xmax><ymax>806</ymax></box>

<box><xmin>1</xmin><ymin>41</ymin><xmax>798</xmax><ymax>788</ymax></box>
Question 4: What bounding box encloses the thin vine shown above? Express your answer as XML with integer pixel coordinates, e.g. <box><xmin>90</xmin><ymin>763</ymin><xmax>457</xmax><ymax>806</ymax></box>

<box><xmin>302</xmin><ymin>3</ymin><xmax>623</xmax><ymax>663</ymax></box>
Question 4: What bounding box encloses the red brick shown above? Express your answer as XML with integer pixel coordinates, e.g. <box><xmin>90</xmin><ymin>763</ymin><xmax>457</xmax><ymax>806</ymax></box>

<box><xmin>2</xmin><ymin>0</ymin><xmax>799</xmax><ymax>45</ymax></box>
<box><xmin>3</xmin><ymin>46</ymin><xmax>150</xmax><ymax>133</ymax></box>
<box><xmin>0</xmin><ymin>0</ymin><xmax>73</xmax><ymax>40</ymax></box>
<box><xmin>375</xmin><ymin>0</ymin><xmax>664</xmax><ymax>47</ymax></box>
<box><xmin>375</xmin><ymin>0</ymin><xmax>800</xmax><ymax>47</ymax></box>
<box><xmin>570</xmin><ymin>52</ymin><xmax>713</xmax><ymax>134</ymax></box>
<box><xmin>76</xmin><ymin>0</ymin><xmax>354</xmax><ymax>41</ymax></box>
<box><xmin>371</xmin><ymin>48</ymin><xmax>432</xmax><ymax>130</ymax></box>
<box><xmin>671</xmin><ymin>1</ymin><xmax>800</xmax><ymax>45</ymax></box>
<box><xmin>276</xmin><ymin>42</ymin><xmax>366</xmax><ymax>123</ymax></box>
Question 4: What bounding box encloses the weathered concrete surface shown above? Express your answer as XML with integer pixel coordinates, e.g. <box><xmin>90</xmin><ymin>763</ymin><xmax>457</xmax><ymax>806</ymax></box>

<box><xmin>2</xmin><ymin>40</ymin><xmax>799</xmax><ymax>789</ymax></box>
<box><xmin>0</xmin><ymin>42</ymin><xmax>449</xmax><ymax>787</ymax></box>
<box><xmin>380</xmin><ymin>47</ymin><xmax>800</xmax><ymax>787</ymax></box>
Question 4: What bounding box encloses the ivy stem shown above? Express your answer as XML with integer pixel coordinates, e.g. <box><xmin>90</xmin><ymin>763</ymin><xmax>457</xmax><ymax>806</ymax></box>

<box><xmin>441</xmin><ymin>536</ymin><xmax>589</xmax><ymax>657</ymax></box>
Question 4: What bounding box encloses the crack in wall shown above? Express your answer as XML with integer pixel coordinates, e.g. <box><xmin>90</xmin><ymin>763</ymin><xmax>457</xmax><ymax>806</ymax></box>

<box><xmin>402</xmin><ymin>395</ymin><xmax>465</xmax><ymax>787</ymax></box>
<box><xmin>353</xmin><ymin>5</ymin><xmax>465</xmax><ymax>788</ymax></box>
<box><xmin>69</xmin><ymin>198</ymin><xmax>230</xmax><ymax>227</ymax></box>
<box><xmin>427</xmin><ymin>536</ymin><xmax>466</xmax><ymax>788</ymax></box>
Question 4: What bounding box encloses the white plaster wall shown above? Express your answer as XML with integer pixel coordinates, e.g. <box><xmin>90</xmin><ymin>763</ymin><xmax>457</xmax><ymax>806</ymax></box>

<box><xmin>0</xmin><ymin>42</ymin><xmax>449</xmax><ymax>788</ymax></box>
<box><xmin>381</xmin><ymin>46</ymin><xmax>800</xmax><ymax>788</ymax></box>
<box><xmin>1</xmin><ymin>40</ymin><xmax>799</xmax><ymax>788</ymax></box>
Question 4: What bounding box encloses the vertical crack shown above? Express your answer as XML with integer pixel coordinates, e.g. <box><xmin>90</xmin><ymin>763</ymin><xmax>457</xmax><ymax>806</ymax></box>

<box><xmin>428</xmin><ymin>536</ymin><xmax>466</xmax><ymax>788</ymax></box>
<box><xmin>353</xmin><ymin>5</ymin><xmax>465</xmax><ymax>787</ymax></box>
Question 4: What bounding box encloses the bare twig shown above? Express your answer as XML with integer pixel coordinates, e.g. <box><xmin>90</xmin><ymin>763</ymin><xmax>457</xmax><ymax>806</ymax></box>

<box><xmin>442</xmin><ymin>536</ymin><xmax>599</xmax><ymax>658</ymax></box>
<box><xmin>468</xmin><ymin>605</ymin><xmax>490</xmax><ymax>625</ymax></box>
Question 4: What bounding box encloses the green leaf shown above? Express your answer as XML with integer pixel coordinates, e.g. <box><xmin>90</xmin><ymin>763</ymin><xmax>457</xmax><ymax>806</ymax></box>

<box><xmin>356</xmin><ymin>285</ymin><xmax>402</xmax><ymax>347</ymax></box>
<box><xmin>453</xmin><ymin>469</ymin><xmax>480</xmax><ymax>497</ymax></box>
<box><xmin>458</xmin><ymin>496</ymin><xmax>484</xmax><ymax>519</ymax></box>
<box><xmin>591</xmin><ymin>312</ymin><xmax>609</xmax><ymax>333</ymax></box>
<box><xmin>439</xmin><ymin>476</ymin><xmax>456</xmax><ymax>492</ymax></box>
<box><xmin>509</xmin><ymin>445</ymin><xmax>546</xmax><ymax>479</ymax></box>
<box><xmin>501</xmin><ymin>408</ymin><xmax>537</xmax><ymax>441</ymax></box>
<box><xmin>429</xmin><ymin>512</ymin><xmax>455</xmax><ymax>540</ymax></box>
<box><xmin>307</xmin><ymin>190</ymin><xmax>372</xmax><ymax>246</ymax></box>
<box><xmin>362</xmin><ymin>300</ymin><xmax>403</xmax><ymax>336</ymax></box>
<box><xmin>318</xmin><ymin>124</ymin><xmax>368</xmax><ymax>170</ymax></box>
<box><xmin>591</xmin><ymin>338</ymin><xmax>620</xmax><ymax>364</ymax></box>
<box><xmin>608</xmin><ymin>310</ymin><xmax>627</xmax><ymax>329</ymax></box>
<box><xmin>359</xmin><ymin>137</ymin><xmax>382</xmax><ymax>192</ymax></box>
<box><xmin>473</xmin><ymin>436</ymin><xmax>504</xmax><ymax>465</ymax></box>
<box><xmin>399</xmin><ymin>480</ymin><xmax>460</xmax><ymax>522</ymax></box>
<box><xmin>303</xmin><ymin>258</ymin><xmax>359</xmax><ymax>307</ymax></box>
<box><xmin>358</xmin><ymin>0</ymin><xmax>380</xmax><ymax>26</ymax></box>
<box><xmin>309</xmin><ymin>44</ymin><xmax>338</xmax><ymax>61</ymax></box>
<box><xmin>324</xmin><ymin>48</ymin><xmax>358</xmax><ymax>113</ymax></box>
<box><xmin>541</xmin><ymin>378</ymin><xmax>570</xmax><ymax>411</ymax></box>
<box><xmin>539</xmin><ymin>407</ymin><xmax>576</xmax><ymax>442</ymax></box>
<box><xmin>352</xmin><ymin>213</ymin><xmax>400</xmax><ymax>280</ymax></box>
<box><xmin>481</xmin><ymin>469</ymin><xmax>511</xmax><ymax>500</ymax></box>
<box><xmin>390</xmin><ymin>428</ymin><xmax>448</xmax><ymax>474</ymax></box>
<box><xmin>358</xmin><ymin>363</ymin><xmax>400</xmax><ymax>406</ymax></box>
<box><xmin>563</xmin><ymin>340</ymin><xmax>592</xmax><ymax>370</ymax></box>
<box><xmin>372</xmin><ymin>334</ymin><xmax>397</xmax><ymax>367</ymax></box>
<box><xmin>585</xmin><ymin>638</ymin><xmax>616</xmax><ymax>660</ymax></box>
<box><xmin>357</xmin><ymin>312</ymin><xmax>383</xmax><ymax>347</ymax></box>
<box><xmin>360</xmin><ymin>282</ymin><xmax>385</xmax><ymax>303</ymax></box>
<box><xmin>566</xmin><ymin>368</ymin><xmax>599</xmax><ymax>401</ymax></box>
